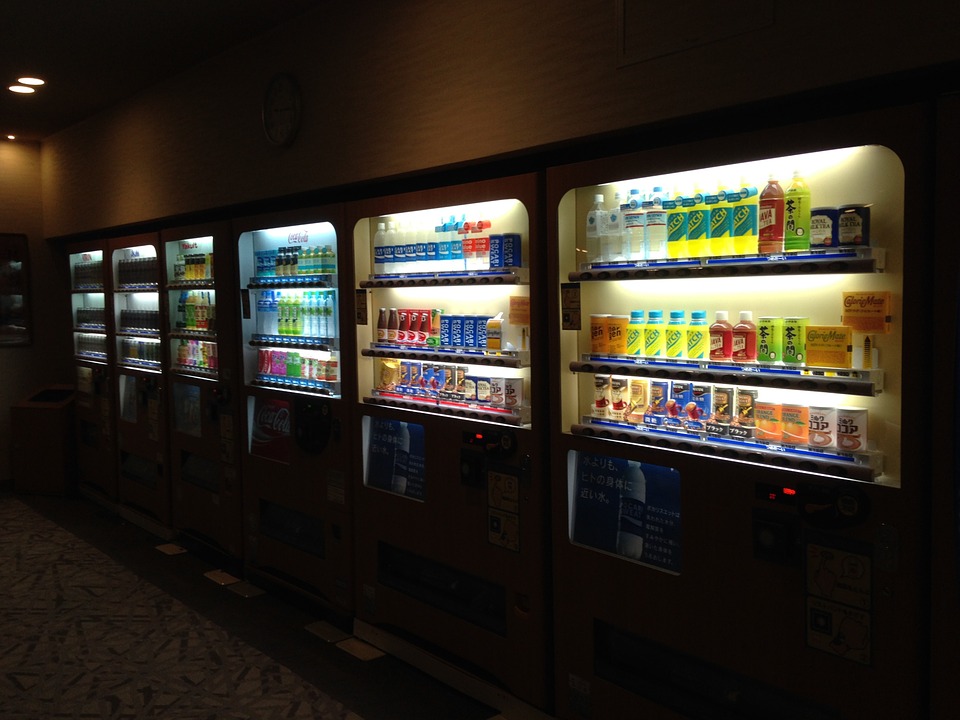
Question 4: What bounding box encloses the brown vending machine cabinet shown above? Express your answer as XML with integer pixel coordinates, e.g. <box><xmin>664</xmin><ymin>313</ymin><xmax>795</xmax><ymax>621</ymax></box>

<box><xmin>546</xmin><ymin>105</ymin><xmax>931</xmax><ymax>720</ymax></box>
<box><xmin>110</xmin><ymin>232</ymin><xmax>170</xmax><ymax>532</ymax></box>
<box><xmin>69</xmin><ymin>239</ymin><xmax>117</xmax><ymax>502</ymax></box>
<box><xmin>347</xmin><ymin>173</ymin><xmax>551</xmax><ymax>713</ymax></box>
<box><xmin>234</xmin><ymin>206</ymin><xmax>355</xmax><ymax>613</ymax></box>
<box><xmin>162</xmin><ymin>222</ymin><xmax>242</xmax><ymax>561</ymax></box>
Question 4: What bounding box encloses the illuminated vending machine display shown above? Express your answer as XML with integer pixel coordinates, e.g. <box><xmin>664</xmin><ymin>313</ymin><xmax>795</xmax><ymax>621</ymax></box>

<box><xmin>163</xmin><ymin>224</ymin><xmax>242</xmax><ymax>560</ymax></box>
<box><xmin>349</xmin><ymin>174</ymin><xmax>550</xmax><ymax>713</ymax></box>
<box><xmin>236</xmin><ymin>210</ymin><xmax>353</xmax><ymax>611</ymax></box>
<box><xmin>548</xmin><ymin>109</ymin><xmax>928</xmax><ymax>720</ymax></box>
<box><xmin>111</xmin><ymin>233</ymin><xmax>169</xmax><ymax>529</ymax></box>
<box><xmin>69</xmin><ymin>242</ymin><xmax>117</xmax><ymax>500</ymax></box>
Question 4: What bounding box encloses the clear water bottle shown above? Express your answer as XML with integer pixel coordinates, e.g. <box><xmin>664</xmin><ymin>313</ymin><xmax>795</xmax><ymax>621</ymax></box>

<box><xmin>373</xmin><ymin>222</ymin><xmax>386</xmax><ymax>274</ymax></box>
<box><xmin>585</xmin><ymin>193</ymin><xmax>605</xmax><ymax>264</ymax></box>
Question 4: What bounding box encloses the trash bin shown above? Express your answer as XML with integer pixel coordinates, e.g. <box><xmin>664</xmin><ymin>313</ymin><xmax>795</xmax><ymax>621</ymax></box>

<box><xmin>11</xmin><ymin>385</ymin><xmax>77</xmax><ymax>494</ymax></box>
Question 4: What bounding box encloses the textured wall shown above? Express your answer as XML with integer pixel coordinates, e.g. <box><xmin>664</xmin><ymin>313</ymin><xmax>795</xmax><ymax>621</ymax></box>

<box><xmin>40</xmin><ymin>1</ymin><xmax>960</xmax><ymax>238</ymax></box>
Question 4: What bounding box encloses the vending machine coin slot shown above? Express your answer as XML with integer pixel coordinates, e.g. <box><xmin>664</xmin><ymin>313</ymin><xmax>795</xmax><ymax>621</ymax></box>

<box><xmin>797</xmin><ymin>483</ymin><xmax>871</xmax><ymax>530</ymax></box>
<box><xmin>752</xmin><ymin>509</ymin><xmax>802</xmax><ymax>565</ymax></box>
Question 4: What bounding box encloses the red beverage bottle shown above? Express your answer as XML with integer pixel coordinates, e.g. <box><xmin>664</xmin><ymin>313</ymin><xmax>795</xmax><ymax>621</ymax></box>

<box><xmin>387</xmin><ymin>308</ymin><xmax>399</xmax><ymax>343</ymax></box>
<box><xmin>732</xmin><ymin>310</ymin><xmax>758</xmax><ymax>362</ymax></box>
<box><xmin>397</xmin><ymin>310</ymin><xmax>410</xmax><ymax>344</ymax></box>
<box><xmin>416</xmin><ymin>311</ymin><xmax>430</xmax><ymax>346</ymax></box>
<box><xmin>758</xmin><ymin>175</ymin><xmax>785</xmax><ymax>254</ymax></box>
<box><xmin>709</xmin><ymin>310</ymin><xmax>734</xmax><ymax>361</ymax></box>
<box><xmin>376</xmin><ymin>307</ymin><xmax>388</xmax><ymax>342</ymax></box>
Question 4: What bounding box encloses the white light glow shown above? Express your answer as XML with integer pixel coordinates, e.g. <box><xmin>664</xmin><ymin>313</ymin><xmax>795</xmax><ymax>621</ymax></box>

<box><xmin>6</xmin><ymin>135</ymin><xmax>14</xmax><ymax>140</ymax></box>
<box><xmin>17</xmin><ymin>77</ymin><xmax>44</xmax><ymax>86</ymax></box>
<box><xmin>8</xmin><ymin>85</ymin><xmax>34</xmax><ymax>94</ymax></box>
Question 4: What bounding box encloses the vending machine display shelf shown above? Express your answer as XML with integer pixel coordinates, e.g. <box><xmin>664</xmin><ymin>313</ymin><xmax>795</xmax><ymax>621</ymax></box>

<box><xmin>171</xmin><ymin>364</ymin><xmax>218</xmax><ymax>379</ymax></box>
<box><xmin>249</xmin><ymin>335</ymin><xmax>335</xmax><ymax>351</ymax></box>
<box><xmin>362</xmin><ymin>346</ymin><xmax>530</xmax><ymax>368</ymax></box>
<box><xmin>75</xmin><ymin>352</ymin><xmax>107</xmax><ymax>362</ymax></box>
<box><xmin>118</xmin><ymin>329</ymin><xmax>161</xmax><ymax>338</ymax></box>
<box><xmin>171</xmin><ymin>329</ymin><xmax>217</xmax><ymax>340</ymax></box>
<box><xmin>72</xmin><ymin>285</ymin><xmax>104</xmax><ymax>292</ymax></box>
<box><xmin>116</xmin><ymin>284</ymin><xmax>160</xmax><ymax>292</ymax></box>
<box><xmin>73</xmin><ymin>325</ymin><xmax>107</xmax><ymax>333</ymax></box>
<box><xmin>571</xmin><ymin>247</ymin><xmax>882</xmax><ymax>281</ymax></box>
<box><xmin>252</xmin><ymin>377</ymin><xmax>338</xmax><ymax>396</ymax></box>
<box><xmin>167</xmin><ymin>280</ymin><xmax>215</xmax><ymax>290</ymax></box>
<box><xmin>247</xmin><ymin>275</ymin><xmax>336</xmax><ymax>289</ymax></box>
<box><xmin>571</xmin><ymin>358</ymin><xmax>883</xmax><ymax>396</ymax></box>
<box><xmin>364</xmin><ymin>393</ymin><xmax>530</xmax><ymax>426</ymax></box>
<box><xmin>572</xmin><ymin>421</ymin><xmax>881</xmax><ymax>483</ymax></box>
<box><xmin>118</xmin><ymin>359</ymin><xmax>162</xmax><ymax>372</ymax></box>
<box><xmin>361</xmin><ymin>267</ymin><xmax>528</xmax><ymax>288</ymax></box>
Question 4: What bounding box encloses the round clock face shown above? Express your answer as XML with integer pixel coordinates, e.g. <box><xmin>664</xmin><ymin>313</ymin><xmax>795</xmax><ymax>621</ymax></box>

<box><xmin>262</xmin><ymin>73</ymin><xmax>301</xmax><ymax>146</ymax></box>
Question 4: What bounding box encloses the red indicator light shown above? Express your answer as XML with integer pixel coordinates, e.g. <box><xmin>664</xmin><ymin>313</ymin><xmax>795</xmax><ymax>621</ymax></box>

<box><xmin>768</xmin><ymin>492</ymin><xmax>778</xmax><ymax>501</ymax></box>
<box><xmin>475</xmin><ymin>433</ymin><xmax>484</xmax><ymax>440</ymax></box>
<box><xmin>782</xmin><ymin>487</ymin><xmax>797</xmax><ymax>496</ymax></box>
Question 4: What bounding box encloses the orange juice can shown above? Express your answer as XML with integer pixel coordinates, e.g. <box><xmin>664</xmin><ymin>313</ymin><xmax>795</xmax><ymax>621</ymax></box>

<box><xmin>754</xmin><ymin>401</ymin><xmax>783</xmax><ymax>442</ymax></box>
<box><xmin>781</xmin><ymin>404</ymin><xmax>810</xmax><ymax>446</ymax></box>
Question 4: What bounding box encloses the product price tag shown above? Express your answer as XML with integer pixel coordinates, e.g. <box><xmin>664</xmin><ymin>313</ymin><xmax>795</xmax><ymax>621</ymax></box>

<box><xmin>509</xmin><ymin>296</ymin><xmax>530</xmax><ymax>325</ymax></box>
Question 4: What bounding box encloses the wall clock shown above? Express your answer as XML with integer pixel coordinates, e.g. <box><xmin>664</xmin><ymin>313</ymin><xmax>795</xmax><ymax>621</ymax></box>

<box><xmin>262</xmin><ymin>73</ymin><xmax>301</xmax><ymax>147</ymax></box>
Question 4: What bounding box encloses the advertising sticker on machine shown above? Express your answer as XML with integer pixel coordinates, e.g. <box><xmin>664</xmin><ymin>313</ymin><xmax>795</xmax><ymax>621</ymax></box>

<box><xmin>363</xmin><ymin>416</ymin><xmax>426</xmax><ymax>501</ymax></box>
<box><xmin>488</xmin><ymin>468</ymin><xmax>520</xmax><ymax>552</ymax></box>
<box><xmin>805</xmin><ymin>537</ymin><xmax>873</xmax><ymax>665</ymax></box>
<box><xmin>569</xmin><ymin>451</ymin><xmax>682</xmax><ymax>574</ymax></box>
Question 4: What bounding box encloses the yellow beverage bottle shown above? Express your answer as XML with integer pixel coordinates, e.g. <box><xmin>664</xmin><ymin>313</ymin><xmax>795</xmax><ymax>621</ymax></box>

<box><xmin>666</xmin><ymin>310</ymin><xmax>686</xmax><ymax>358</ymax></box>
<box><xmin>686</xmin><ymin>187</ymin><xmax>709</xmax><ymax>258</ymax></box>
<box><xmin>732</xmin><ymin>180</ymin><xmax>759</xmax><ymax>255</ymax></box>
<box><xmin>708</xmin><ymin>184</ymin><xmax>735</xmax><ymax>257</ymax></box>
<box><xmin>665</xmin><ymin>193</ymin><xmax>688</xmax><ymax>259</ymax></box>
<box><xmin>644</xmin><ymin>310</ymin><xmax>666</xmax><ymax>358</ymax></box>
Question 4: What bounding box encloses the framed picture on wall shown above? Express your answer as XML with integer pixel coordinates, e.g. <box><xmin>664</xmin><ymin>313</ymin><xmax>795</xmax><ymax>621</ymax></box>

<box><xmin>0</xmin><ymin>234</ymin><xmax>30</xmax><ymax>346</ymax></box>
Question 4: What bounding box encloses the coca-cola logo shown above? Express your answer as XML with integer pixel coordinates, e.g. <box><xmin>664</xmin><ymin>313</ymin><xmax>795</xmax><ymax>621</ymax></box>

<box><xmin>255</xmin><ymin>401</ymin><xmax>290</xmax><ymax>437</ymax></box>
<box><xmin>287</xmin><ymin>231</ymin><xmax>309</xmax><ymax>245</ymax></box>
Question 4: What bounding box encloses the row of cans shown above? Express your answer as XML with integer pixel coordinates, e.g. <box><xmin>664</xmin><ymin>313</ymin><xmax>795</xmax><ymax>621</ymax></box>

<box><xmin>810</xmin><ymin>204</ymin><xmax>871</xmax><ymax>248</ymax></box>
<box><xmin>377</xmin><ymin>358</ymin><xmax>524</xmax><ymax>408</ymax></box>
<box><xmin>257</xmin><ymin>347</ymin><xmax>340</xmax><ymax>383</ymax></box>
<box><xmin>592</xmin><ymin>375</ymin><xmax>867</xmax><ymax>451</ymax></box>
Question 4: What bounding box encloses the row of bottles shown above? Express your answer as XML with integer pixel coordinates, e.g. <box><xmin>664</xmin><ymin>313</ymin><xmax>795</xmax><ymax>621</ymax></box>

<box><xmin>119</xmin><ymin>309</ymin><xmax>161</xmax><ymax>334</ymax></box>
<box><xmin>76</xmin><ymin>333</ymin><xmax>107</xmax><ymax>357</ymax></box>
<box><xmin>256</xmin><ymin>348</ymin><xmax>340</xmax><ymax>385</ymax></box>
<box><xmin>254</xmin><ymin>245</ymin><xmax>337</xmax><ymax>278</ymax></box>
<box><xmin>116</xmin><ymin>256</ymin><xmax>159</xmax><ymax>288</ymax></box>
<box><xmin>173</xmin><ymin>253</ymin><xmax>214</xmax><ymax>282</ymax></box>
<box><xmin>373</xmin><ymin>219</ymin><xmax>522</xmax><ymax>275</ymax></box>
<box><xmin>256</xmin><ymin>290</ymin><xmax>336</xmax><ymax>338</ymax></box>
<box><xmin>175</xmin><ymin>291</ymin><xmax>216</xmax><ymax>332</ymax></box>
<box><xmin>121</xmin><ymin>337</ymin><xmax>161</xmax><ymax>365</ymax></box>
<box><xmin>175</xmin><ymin>338</ymin><xmax>218</xmax><ymax>370</ymax></box>
<box><xmin>76</xmin><ymin>306</ymin><xmax>106</xmax><ymax>328</ymax></box>
<box><xmin>585</xmin><ymin>173</ymin><xmax>812</xmax><ymax>263</ymax></box>
<box><xmin>73</xmin><ymin>260</ymin><xmax>104</xmax><ymax>289</ymax></box>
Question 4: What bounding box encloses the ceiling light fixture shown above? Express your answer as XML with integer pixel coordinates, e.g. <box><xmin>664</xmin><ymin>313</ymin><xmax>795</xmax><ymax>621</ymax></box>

<box><xmin>6</xmin><ymin>135</ymin><xmax>15</xmax><ymax>141</ymax></box>
<box><xmin>8</xmin><ymin>85</ymin><xmax>35</xmax><ymax>94</ymax></box>
<box><xmin>17</xmin><ymin>77</ymin><xmax>44</xmax><ymax>86</ymax></box>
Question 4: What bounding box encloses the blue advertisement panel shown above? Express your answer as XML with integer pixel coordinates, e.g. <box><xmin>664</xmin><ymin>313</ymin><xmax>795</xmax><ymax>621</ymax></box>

<box><xmin>173</xmin><ymin>382</ymin><xmax>202</xmax><ymax>437</ymax></box>
<box><xmin>570</xmin><ymin>450</ymin><xmax>682</xmax><ymax>573</ymax></box>
<box><xmin>364</xmin><ymin>416</ymin><xmax>426</xmax><ymax>501</ymax></box>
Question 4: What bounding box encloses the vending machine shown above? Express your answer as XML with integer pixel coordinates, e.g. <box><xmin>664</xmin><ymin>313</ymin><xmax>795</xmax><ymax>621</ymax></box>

<box><xmin>235</xmin><ymin>207</ymin><xmax>354</xmax><ymax>611</ymax></box>
<box><xmin>162</xmin><ymin>222</ymin><xmax>242</xmax><ymax>561</ymax></box>
<box><xmin>110</xmin><ymin>232</ymin><xmax>170</xmax><ymax>531</ymax></box>
<box><xmin>348</xmin><ymin>174</ymin><xmax>551</xmax><ymax>713</ymax></box>
<box><xmin>546</xmin><ymin>105</ymin><xmax>931</xmax><ymax>720</ymax></box>
<box><xmin>69</xmin><ymin>240</ymin><xmax>117</xmax><ymax>502</ymax></box>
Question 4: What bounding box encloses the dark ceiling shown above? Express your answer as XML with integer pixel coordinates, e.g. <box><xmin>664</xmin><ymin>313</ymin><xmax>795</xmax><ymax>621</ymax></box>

<box><xmin>1</xmin><ymin>1</ymin><xmax>319</xmax><ymax>142</ymax></box>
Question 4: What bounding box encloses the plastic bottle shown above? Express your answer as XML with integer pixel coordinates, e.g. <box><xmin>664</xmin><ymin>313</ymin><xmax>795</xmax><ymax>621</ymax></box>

<box><xmin>685</xmin><ymin>187</ymin><xmax>709</xmax><ymax>259</ymax></box>
<box><xmin>377</xmin><ymin>307</ymin><xmax>388</xmax><ymax>343</ymax></box>
<box><xmin>585</xmin><ymin>193</ymin><xmax>605</xmax><ymax>264</ymax></box>
<box><xmin>436</xmin><ymin>219</ymin><xmax>451</xmax><ymax>272</ymax></box>
<box><xmin>322</xmin><ymin>292</ymin><xmax>334</xmax><ymax>338</ymax></box>
<box><xmin>666</xmin><ymin>310</ymin><xmax>686</xmax><ymax>358</ymax></box>
<box><xmin>758</xmin><ymin>175</ymin><xmax>785</xmax><ymax>254</ymax></box>
<box><xmin>665</xmin><ymin>193</ymin><xmax>689</xmax><ymax>259</ymax></box>
<box><xmin>708</xmin><ymin>183</ymin><xmax>734</xmax><ymax>257</ymax></box>
<box><xmin>644</xmin><ymin>187</ymin><xmax>667</xmax><ymax>260</ymax></box>
<box><xmin>448</xmin><ymin>216</ymin><xmax>464</xmax><ymax>271</ymax></box>
<box><xmin>784</xmin><ymin>171</ymin><xmax>811</xmax><ymax>252</ymax></box>
<box><xmin>602</xmin><ymin>192</ymin><xmax>623</xmax><ymax>261</ymax></box>
<box><xmin>268</xmin><ymin>291</ymin><xmax>279</xmax><ymax>336</ymax></box>
<box><xmin>709</xmin><ymin>310</ymin><xmax>734</xmax><ymax>361</ymax></box>
<box><xmin>391</xmin><ymin>423</ymin><xmax>411</xmax><ymax>495</ymax></box>
<box><xmin>644</xmin><ymin>309</ymin><xmax>666</xmax><ymax>357</ymax></box>
<box><xmin>384</xmin><ymin>222</ymin><xmax>398</xmax><ymax>273</ymax></box>
<box><xmin>732</xmin><ymin>310</ymin><xmax>757</xmax><ymax>362</ymax></box>
<box><xmin>626</xmin><ymin>310</ymin><xmax>645</xmax><ymax>355</ymax></box>
<box><xmin>733</xmin><ymin>182</ymin><xmax>759</xmax><ymax>255</ymax></box>
<box><xmin>623</xmin><ymin>193</ymin><xmax>646</xmax><ymax>261</ymax></box>
<box><xmin>686</xmin><ymin>310</ymin><xmax>708</xmax><ymax>360</ymax></box>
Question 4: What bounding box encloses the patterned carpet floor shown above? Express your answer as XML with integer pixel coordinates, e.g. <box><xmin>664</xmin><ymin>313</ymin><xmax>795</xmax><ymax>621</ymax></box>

<box><xmin>0</xmin><ymin>494</ymin><xmax>496</xmax><ymax>720</ymax></box>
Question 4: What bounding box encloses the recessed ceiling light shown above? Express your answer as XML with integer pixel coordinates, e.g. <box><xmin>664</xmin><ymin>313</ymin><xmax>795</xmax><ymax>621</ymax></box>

<box><xmin>6</xmin><ymin>135</ymin><xmax>15</xmax><ymax>141</ymax></box>
<box><xmin>17</xmin><ymin>77</ymin><xmax>44</xmax><ymax>86</ymax></box>
<box><xmin>8</xmin><ymin>85</ymin><xmax>35</xmax><ymax>94</ymax></box>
